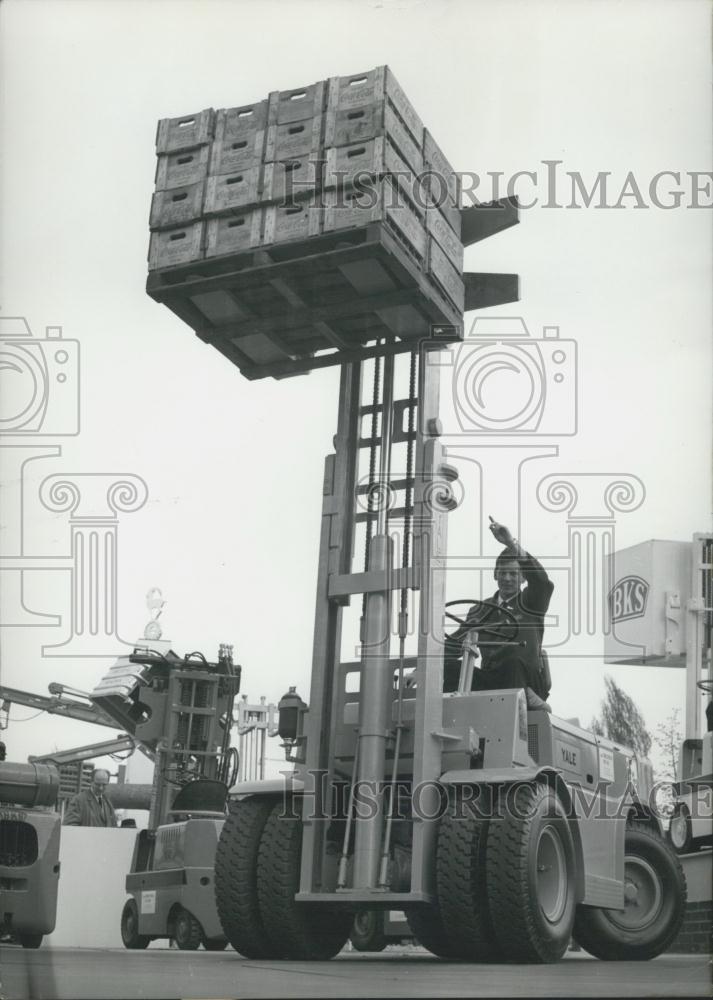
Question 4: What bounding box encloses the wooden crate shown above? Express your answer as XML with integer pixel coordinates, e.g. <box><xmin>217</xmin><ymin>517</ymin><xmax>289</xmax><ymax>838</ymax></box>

<box><xmin>263</xmin><ymin>158</ymin><xmax>323</xmax><ymax>203</ymax></box>
<box><xmin>322</xmin><ymin>178</ymin><xmax>427</xmax><ymax>262</ymax></box>
<box><xmin>425</xmin><ymin>204</ymin><xmax>463</xmax><ymax>271</ymax></box>
<box><xmin>148</xmin><ymin>222</ymin><xmax>204</xmax><ymax>270</ymax></box>
<box><xmin>423</xmin><ymin>129</ymin><xmax>459</xmax><ymax>210</ymax></box>
<box><xmin>215</xmin><ymin>101</ymin><xmax>269</xmax><ymax>140</ymax></box>
<box><xmin>267</xmin><ymin>80</ymin><xmax>327</xmax><ymax>125</ymax></box>
<box><xmin>324</xmin><ymin>134</ymin><xmax>415</xmax><ymax>191</ymax></box>
<box><xmin>426</xmin><ymin>237</ymin><xmax>464</xmax><ymax>313</ymax></box>
<box><xmin>324</xmin><ymin>102</ymin><xmax>423</xmax><ymax>176</ymax></box>
<box><xmin>149</xmin><ymin>180</ymin><xmax>206</xmax><ymax>230</ymax></box>
<box><xmin>204</xmin><ymin>166</ymin><xmax>262</xmax><ymax>214</ymax></box>
<box><xmin>264</xmin><ymin>114</ymin><xmax>324</xmax><ymax>162</ymax></box>
<box><xmin>209</xmin><ymin>130</ymin><xmax>266</xmax><ymax>176</ymax></box>
<box><xmin>155</xmin><ymin>146</ymin><xmax>211</xmax><ymax>190</ymax></box>
<box><xmin>264</xmin><ymin>197</ymin><xmax>322</xmax><ymax>245</ymax></box>
<box><xmin>326</xmin><ymin>67</ymin><xmax>424</xmax><ymax>150</ymax></box>
<box><xmin>156</xmin><ymin>109</ymin><xmax>215</xmax><ymax>153</ymax></box>
<box><xmin>205</xmin><ymin>210</ymin><xmax>263</xmax><ymax>258</ymax></box>
<box><xmin>145</xmin><ymin>222</ymin><xmax>462</xmax><ymax>380</ymax></box>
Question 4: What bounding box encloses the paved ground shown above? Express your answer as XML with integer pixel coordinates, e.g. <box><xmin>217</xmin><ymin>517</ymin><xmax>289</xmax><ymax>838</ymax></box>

<box><xmin>0</xmin><ymin>947</ymin><xmax>710</xmax><ymax>1000</ymax></box>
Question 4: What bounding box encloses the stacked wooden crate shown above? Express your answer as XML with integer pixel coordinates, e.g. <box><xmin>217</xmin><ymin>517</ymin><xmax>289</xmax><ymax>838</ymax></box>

<box><xmin>147</xmin><ymin>67</ymin><xmax>465</xmax><ymax>380</ymax></box>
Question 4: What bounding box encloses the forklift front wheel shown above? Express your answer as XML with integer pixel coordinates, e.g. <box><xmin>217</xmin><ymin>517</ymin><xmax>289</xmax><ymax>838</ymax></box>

<box><xmin>349</xmin><ymin>911</ymin><xmax>387</xmax><ymax>952</ymax></box>
<box><xmin>173</xmin><ymin>907</ymin><xmax>202</xmax><ymax>951</ymax></box>
<box><xmin>486</xmin><ymin>783</ymin><xmax>576</xmax><ymax>963</ymax></box>
<box><xmin>120</xmin><ymin>898</ymin><xmax>151</xmax><ymax>950</ymax></box>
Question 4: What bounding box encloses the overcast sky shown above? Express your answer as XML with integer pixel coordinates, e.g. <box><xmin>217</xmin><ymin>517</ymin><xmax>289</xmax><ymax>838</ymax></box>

<box><xmin>1</xmin><ymin>0</ymin><xmax>711</xmax><ymax>784</ymax></box>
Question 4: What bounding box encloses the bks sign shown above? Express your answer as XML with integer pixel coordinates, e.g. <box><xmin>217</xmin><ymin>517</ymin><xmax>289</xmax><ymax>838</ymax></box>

<box><xmin>609</xmin><ymin>575</ymin><xmax>649</xmax><ymax>622</ymax></box>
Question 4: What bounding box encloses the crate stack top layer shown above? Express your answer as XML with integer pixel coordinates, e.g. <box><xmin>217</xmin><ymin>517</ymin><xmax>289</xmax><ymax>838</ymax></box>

<box><xmin>147</xmin><ymin>66</ymin><xmax>465</xmax><ymax>381</ymax></box>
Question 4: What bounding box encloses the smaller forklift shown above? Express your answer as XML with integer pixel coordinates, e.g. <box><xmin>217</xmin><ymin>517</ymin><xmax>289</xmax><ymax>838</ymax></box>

<box><xmin>91</xmin><ymin>641</ymin><xmax>241</xmax><ymax>950</ymax></box>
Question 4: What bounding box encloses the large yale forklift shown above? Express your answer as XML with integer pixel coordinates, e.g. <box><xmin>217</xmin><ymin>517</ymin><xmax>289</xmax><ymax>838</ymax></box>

<box><xmin>212</xmin><ymin>346</ymin><xmax>685</xmax><ymax>962</ymax></box>
<box><xmin>145</xmin><ymin>74</ymin><xmax>686</xmax><ymax>960</ymax></box>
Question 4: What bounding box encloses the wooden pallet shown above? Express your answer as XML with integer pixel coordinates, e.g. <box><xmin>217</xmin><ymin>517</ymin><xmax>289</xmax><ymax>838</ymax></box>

<box><xmin>146</xmin><ymin>221</ymin><xmax>462</xmax><ymax>380</ymax></box>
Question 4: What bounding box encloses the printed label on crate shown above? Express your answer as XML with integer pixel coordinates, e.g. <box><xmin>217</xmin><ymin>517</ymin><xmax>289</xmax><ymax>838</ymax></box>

<box><xmin>385</xmin><ymin>67</ymin><xmax>424</xmax><ymax>146</ymax></box>
<box><xmin>206</xmin><ymin>210</ymin><xmax>263</xmax><ymax>258</ymax></box>
<box><xmin>423</xmin><ymin>129</ymin><xmax>459</xmax><ymax>206</ymax></box>
<box><xmin>325</xmin><ymin>136</ymin><xmax>412</xmax><ymax>191</ymax></box>
<box><xmin>210</xmin><ymin>131</ymin><xmax>265</xmax><ymax>176</ymax></box>
<box><xmin>428</xmin><ymin>237</ymin><xmax>465</xmax><ymax>311</ymax></box>
<box><xmin>148</xmin><ymin>223</ymin><xmax>204</xmax><ymax>270</ymax></box>
<box><xmin>263</xmin><ymin>160</ymin><xmax>322</xmax><ymax>203</ymax></box>
<box><xmin>150</xmin><ymin>181</ymin><xmax>206</xmax><ymax>230</ymax></box>
<box><xmin>205</xmin><ymin>168</ymin><xmax>261</xmax><ymax>214</ymax></box>
<box><xmin>155</xmin><ymin>146</ymin><xmax>210</xmax><ymax>191</ymax></box>
<box><xmin>328</xmin><ymin>68</ymin><xmax>386</xmax><ymax>111</ymax></box>
<box><xmin>385</xmin><ymin>184</ymin><xmax>427</xmax><ymax>259</ymax></box>
<box><xmin>266</xmin><ymin>115</ymin><xmax>324</xmax><ymax>163</ymax></box>
<box><xmin>426</xmin><ymin>208</ymin><xmax>464</xmax><ymax>269</ymax></box>
<box><xmin>264</xmin><ymin>199</ymin><xmax>321</xmax><ymax>245</ymax></box>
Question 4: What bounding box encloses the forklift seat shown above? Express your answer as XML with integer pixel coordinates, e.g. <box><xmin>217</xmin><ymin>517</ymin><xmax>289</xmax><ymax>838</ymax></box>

<box><xmin>168</xmin><ymin>778</ymin><xmax>228</xmax><ymax>819</ymax></box>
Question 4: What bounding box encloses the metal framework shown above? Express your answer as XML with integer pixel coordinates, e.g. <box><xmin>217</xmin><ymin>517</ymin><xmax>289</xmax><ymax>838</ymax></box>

<box><xmin>296</xmin><ymin>342</ymin><xmax>455</xmax><ymax>905</ymax></box>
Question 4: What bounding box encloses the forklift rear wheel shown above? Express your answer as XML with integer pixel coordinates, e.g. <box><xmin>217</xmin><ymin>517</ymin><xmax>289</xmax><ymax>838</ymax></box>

<box><xmin>173</xmin><ymin>907</ymin><xmax>202</xmax><ymax>951</ymax></box>
<box><xmin>214</xmin><ymin>796</ymin><xmax>280</xmax><ymax>958</ymax></box>
<box><xmin>405</xmin><ymin>905</ymin><xmax>463</xmax><ymax>959</ymax></box>
<box><xmin>349</xmin><ymin>911</ymin><xmax>387</xmax><ymax>952</ymax></box>
<box><xmin>202</xmin><ymin>937</ymin><xmax>228</xmax><ymax>951</ymax></box>
<box><xmin>573</xmin><ymin>827</ymin><xmax>686</xmax><ymax>961</ymax></box>
<box><xmin>667</xmin><ymin>804</ymin><xmax>693</xmax><ymax>854</ymax></box>
<box><xmin>486</xmin><ymin>783</ymin><xmax>576</xmax><ymax>963</ymax></box>
<box><xmin>257</xmin><ymin>799</ymin><xmax>352</xmax><ymax>960</ymax></box>
<box><xmin>120</xmin><ymin>898</ymin><xmax>150</xmax><ymax>950</ymax></box>
<box><xmin>437</xmin><ymin>795</ymin><xmax>502</xmax><ymax>961</ymax></box>
<box><xmin>19</xmin><ymin>933</ymin><xmax>43</xmax><ymax>949</ymax></box>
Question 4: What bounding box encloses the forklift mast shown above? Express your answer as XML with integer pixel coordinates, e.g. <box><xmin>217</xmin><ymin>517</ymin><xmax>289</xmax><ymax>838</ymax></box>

<box><xmin>296</xmin><ymin>345</ymin><xmax>454</xmax><ymax>904</ymax></box>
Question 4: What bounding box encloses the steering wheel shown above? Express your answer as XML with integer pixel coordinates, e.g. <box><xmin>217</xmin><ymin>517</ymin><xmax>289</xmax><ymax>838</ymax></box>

<box><xmin>444</xmin><ymin>599</ymin><xmax>520</xmax><ymax>645</ymax></box>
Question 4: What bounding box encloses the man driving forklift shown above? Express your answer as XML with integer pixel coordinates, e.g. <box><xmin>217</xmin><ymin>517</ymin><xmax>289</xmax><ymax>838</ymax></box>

<box><xmin>444</xmin><ymin>517</ymin><xmax>553</xmax><ymax>711</ymax></box>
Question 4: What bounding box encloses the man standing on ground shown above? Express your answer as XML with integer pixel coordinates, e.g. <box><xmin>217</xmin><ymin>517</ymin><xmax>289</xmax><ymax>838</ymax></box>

<box><xmin>63</xmin><ymin>767</ymin><xmax>118</xmax><ymax>827</ymax></box>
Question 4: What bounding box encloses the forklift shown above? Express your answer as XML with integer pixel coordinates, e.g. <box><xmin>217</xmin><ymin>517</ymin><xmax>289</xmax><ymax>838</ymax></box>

<box><xmin>90</xmin><ymin>640</ymin><xmax>241</xmax><ymax>950</ymax></box>
<box><xmin>211</xmin><ymin>342</ymin><xmax>686</xmax><ymax>963</ymax></box>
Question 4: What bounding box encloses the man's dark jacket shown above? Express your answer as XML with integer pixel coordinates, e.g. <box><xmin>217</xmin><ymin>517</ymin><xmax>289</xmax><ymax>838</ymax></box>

<box><xmin>444</xmin><ymin>551</ymin><xmax>554</xmax><ymax>697</ymax></box>
<box><xmin>63</xmin><ymin>788</ymin><xmax>118</xmax><ymax>827</ymax></box>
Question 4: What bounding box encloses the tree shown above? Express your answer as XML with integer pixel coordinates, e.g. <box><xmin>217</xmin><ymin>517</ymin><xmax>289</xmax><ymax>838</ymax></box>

<box><xmin>590</xmin><ymin>675</ymin><xmax>652</xmax><ymax>757</ymax></box>
<box><xmin>652</xmin><ymin>709</ymin><xmax>683</xmax><ymax>783</ymax></box>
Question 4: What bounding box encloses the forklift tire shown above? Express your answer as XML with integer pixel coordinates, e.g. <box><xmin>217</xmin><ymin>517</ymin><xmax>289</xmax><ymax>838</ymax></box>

<box><xmin>120</xmin><ymin>898</ymin><xmax>151</xmax><ymax>950</ymax></box>
<box><xmin>573</xmin><ymin>827</ymin><xmax>686</xmax><ymax>961</ymax></box>
<box><xmin>214</xmin><ymin>797</ymin><xmax>279</xmax><ymax>958</ymax></box>
<box><xmin>18</xmin><ymin>933</ymin><xmax>43</xmax><ymax>949</ymax></box>
<box><xmin>173</xmin><ymin>907</ymin><xmax>202</xmax><ymax>950</ymax></box>
<box><xmin>202</xmin><ymin>937</ymin><xmax>228</xmax><ymax>951</ymax></box>
<box><xmin>257</xmin><ymin>799</ymin><xmax>352</xmax><ymax>960</ymax></box>
<box><xmin>486</xmin><ymin>782</ymin><xmax>576</xmax><ymax>963</ymax></box>
<box><xmin>437</xmin><ymin>797</ymin><xmax>502</xmax><ymax>961</ymax></box>
<box><xmin>405</xmin><ymin>905</ymin><xmax>462</xmax><ymax>959</ymax></box>
<box><xmin>667</xmin><ymin>804</ymin><xmax>693</xmax><ymax>855</ymax></box>
<box><xmin>349</xmin><ymin>911</ymin><xmax>387</xmax><ymax>952</ymax></box>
